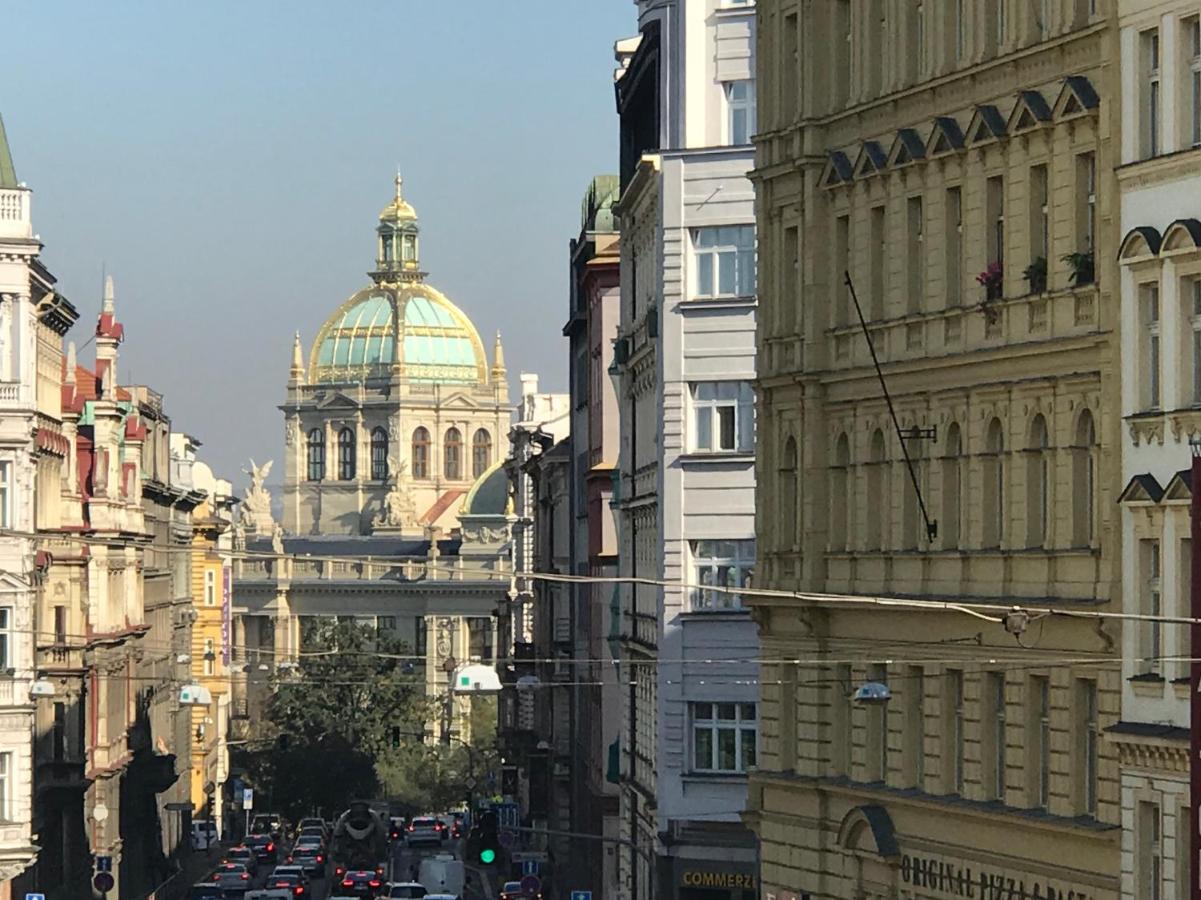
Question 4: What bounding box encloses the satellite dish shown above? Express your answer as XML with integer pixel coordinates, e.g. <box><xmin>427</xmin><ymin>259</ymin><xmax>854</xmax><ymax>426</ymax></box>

<box><xmin>452</xmin><ymin>663</ymin><xmax>502</xmax><ymax>694</ymax></box>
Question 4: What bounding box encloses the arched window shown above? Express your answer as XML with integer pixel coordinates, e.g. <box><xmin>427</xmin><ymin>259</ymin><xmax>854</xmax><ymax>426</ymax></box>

<box><xmin>1072</xmin><ymin>410</ymin><xmax>1098</xmax><ymax>547</ymax></box>
<box><xmin>830</xmin><ymin>434</ymin><xmax>850</xmax><ymax>551</ymax></box>
<box><xmin>444</xmin><ymin>427</ymin><xmax>463</xmax><ymax>480</ymax></box>
<box><xmin>1026</xmin><ymin>415</ymin><xmax>1050</xmax><ymax>547</ymax></box>
<box><xmin>866</xmin><ymin>429</ymin><xmax>889</xmax><ymax>551</ymax></box>
<box><xmin>941</xmin><ymin>423</ymin><xmax>963</xmax><ymax>549</ymax></box>
<box><xmin>338</xmin><ymin>428</ymin><xmax>355</xmax><ymax>481</ymax></box>
<box><xmin>472</xmin><ymin>428</ymin><xmax>492</xmax><ymax>480</ymax></box>
<box><xmin>983</xmin><ymin>418</ymin><xmax>1005</xmax><ymax>548</ymax></box>
<box><xmin>306</xmin><ymin>429</ymin><xmax>325</xmax><ymax>482</ymax></box>
<box><xmin>380</xmin><ymin>229</ymin><xmax>394</xmax><ymax>263</ymax></box>
<box><xmin>370</xmin><ymin>427</ymin><xmax>389</xmax><ymax>481</ymax></box>
<box><xmin>412</xmin><ymin>427</ymin><xmax>430</xmax><ymax>480</ymax></box>
<box><xmin>780</xmin><ymin>436</ymin><xmax>798</xmax><ymax>550</ymax></box>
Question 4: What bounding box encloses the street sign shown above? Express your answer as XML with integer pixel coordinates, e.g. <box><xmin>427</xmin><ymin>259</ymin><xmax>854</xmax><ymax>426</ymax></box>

<box><xmin>499</xmin><ymin>829</ymin><xmax>517</xmax><ymax>848</ymax></box>
<box><xmin>26</xmin><ymin>893</ymin><xmax>46</xmax><ymax>900</ymax></box>
<box><xmin>241</xmin><ymin>788</ymin><xmax>254</xmax><ymax>810</ymax></box>
<box><xmin>522</xmin><ymin>860</ymin><xmax>541</xmax><ymax>876</ymax></box>
<box><xmin>521</xmin><ymin>874</ymin><xmax>542</xmax><ymax>895</ymax></box>
<box><xmin>511</xmin><ymin>851</ymin><xmax>548</xmax><ymax>863</ymax></box>
<box><xmin>92</xmin><ymin>872</ymin><xmax>114</xmax><ymax>894</ymax></box>
<box><xmin>571</xmin><ymin>892</ymin><xmax>592</xmax><ymax>900</ymax></box>
<box><xmin>95</xmin><ymin>855</ymin><xmax>112</xmax><ymax>873</ymax></box>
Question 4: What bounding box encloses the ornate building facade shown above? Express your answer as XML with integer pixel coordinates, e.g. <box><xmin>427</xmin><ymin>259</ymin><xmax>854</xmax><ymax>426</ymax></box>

<box><xmin>281</xmin><ymin>175</ymin><xmax>509</xmax><ymax>538</ymax></box>
<box><xmin>748</xmin><ymin>2</ymin><xmax>1122</xmax><ymax>899</ymax></box>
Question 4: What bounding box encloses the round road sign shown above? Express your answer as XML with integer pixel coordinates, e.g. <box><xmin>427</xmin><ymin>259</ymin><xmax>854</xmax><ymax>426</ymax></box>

<box><xmin>499</xmin><ymin>829</ymin><xmax>516</xmax><ymax>847</ymax></box>
<box><xmin>92</xmin><ymin>872</ymin><xmax>115</xmax><ymax>894</ymax></box>
<box><xmin>521</xmin><ymin>874</ymin><xmax>542</xmax><ymax>894</ymax></box>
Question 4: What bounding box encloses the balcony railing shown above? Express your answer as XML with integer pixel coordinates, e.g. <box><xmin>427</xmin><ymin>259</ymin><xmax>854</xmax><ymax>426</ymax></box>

<box><xmin>236</xmin><ymin>554</ymin><xmax>509</xmax><ymax>583</ymax></box>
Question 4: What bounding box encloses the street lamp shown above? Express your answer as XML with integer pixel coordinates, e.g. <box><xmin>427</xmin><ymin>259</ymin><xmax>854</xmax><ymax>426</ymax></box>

<box><xmin>852</xmin><ymin>681</ymin><xmax>892</xmax><ymax>706</ymax></box>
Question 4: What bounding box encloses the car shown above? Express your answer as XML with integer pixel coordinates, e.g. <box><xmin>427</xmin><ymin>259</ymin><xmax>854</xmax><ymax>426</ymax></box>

<box><xmin>499</xmin><ymin>881</ymin><xmax>526</xmax><ymax>900</ymax></box>
<box><xmin>288</xmin><ymin>847</ymin><xmax>326</xmax><ymax>877</ymax></box>
<box><xmin>405</xmin><ymin>816</ymin><xmax>446</xmax><ymax>846</ymax></box>
<box><xmin>264</xmin><ymin>871</ymin><xmax>310</xmax><ymax>897</ymax></box>
<box><xmin>245</xmin><ymin>834</ymin><xmax>278</xmax><ymax>864</ymax></box>
<box><xmin>246</xmin><ymin>891</ymin><xmax>295</xmax><ymax>900</ymax></box>
<box><xmin>422</xmin><ymin>894</ymin><xmax>458</xmax><ymax>900</ymax></box>
<box><xmin>295</xmin><ymin>818</ymin><xmax>329</xmax><ymax>841</ymax></box>
<box><xmin>270</xmin><ymin>865</ymin><xmax>309</xmax><ymax>883</ymax></box>
<box><xmin>222</xmin><ymin>846</ymin><xmax>259</xmax><ymax>875</ymax></box>
<box><xmin>293</xmin><ymin>834</ymin><xmax>324</xmax><ymax>851</ymax></box>
<box><xmin>251</xmin><ymin>812</ymin><xmax>287</xmax><ymax>841</ymax></box>
<box><xmin>385</xmin><ymin>883</ymin><xmax>427</xmax><ymax>899</ymax></box>
<box><xmin>296</xmin><ymin>824</ymin><xmax>326</xmax><ymax>843</ymax></box>
<box><xmin>190</xmin><ymin>884</ymin><xmax>226</xmax><ymax>900</ymax></box>
<box><xmin>192</xmin><ymin>819</ymin><xmax>220</xmax><ymax>850</ymax></box>
<box><xmin>338</xmin><ymin>868</ymin><xmax>384</xmax><ymax>897</ymax></box>
<box><xmin>211</xmin><ymin>861</ymin><xmax>254</xmax><ymax>893</ymax></box>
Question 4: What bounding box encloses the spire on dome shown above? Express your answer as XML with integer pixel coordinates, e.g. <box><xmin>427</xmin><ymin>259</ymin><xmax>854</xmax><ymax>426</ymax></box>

<box><xmin>290</xmin><ymin>331</ymin><xmax>304</xmax><ymax>379</ymax></box>
<box><xmin>102</xmin><ymin>275</ymin><xmax>115</xmax><ymax>314</ymax></box>
<box><xmin>491</xmin><ymin>331</ymin><xmax>506</xmax><ymax>380</ymax></box>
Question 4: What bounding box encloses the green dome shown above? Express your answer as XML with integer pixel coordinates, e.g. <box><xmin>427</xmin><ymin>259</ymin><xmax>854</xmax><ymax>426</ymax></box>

<box><xmin>460</xmin><ymin>460</ymin><xmax>510</xmax><ymax>517</ymax></box>
<box><xmin>310</xmin><ymin>284</ymin><xmax>487</xmax><ymax>385</ymax></box>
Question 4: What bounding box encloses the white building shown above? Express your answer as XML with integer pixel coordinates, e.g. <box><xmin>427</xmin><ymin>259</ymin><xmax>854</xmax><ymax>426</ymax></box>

<box><xmin>1115</xmin><ymin>3</ymin><xmax>1201</xmax><ymax>898</ymax></box>
<box><xmin>0</xmin><ymin>114</ymin><xmax>55</xmax><ymax>888</ymax></box>
<box><xmin>612</xmin><ymin>3</ymin><xmax>759</xmax><ymax>899</ymax></box>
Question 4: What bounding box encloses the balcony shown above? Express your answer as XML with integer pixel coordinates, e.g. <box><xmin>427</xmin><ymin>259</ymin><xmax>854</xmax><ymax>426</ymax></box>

<box><xmin>236</xmin><ymin>554</ymin><xmax>509</xmax><ymax>583</ymax></box>
<box><xmin>0</xmin><ymin>187</ymin><xmax>31</xmax><ymax>239</ymax></box>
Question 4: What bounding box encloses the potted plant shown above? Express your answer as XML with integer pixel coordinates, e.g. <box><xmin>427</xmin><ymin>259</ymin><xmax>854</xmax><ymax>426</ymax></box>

<box><xmin>1062</xmin><ymin>250</ymin><xmax>1095</xmax><ymax>286</ymax></box>
<box><xmin>976</xmin><ymin>261</ymin><xmax>1004</xmax><ymax>301</ymax></box>
<box><xmin>1023</xmin><ymin>256</ymin><xmax>1047</xmax><ymax>294</ymax></box>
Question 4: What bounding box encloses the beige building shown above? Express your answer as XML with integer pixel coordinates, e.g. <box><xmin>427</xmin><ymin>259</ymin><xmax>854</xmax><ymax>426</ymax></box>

<box><xmin>747</xmin><ymin>3</ymin><xmax>1123</xmax><ymax>898</ymax></box>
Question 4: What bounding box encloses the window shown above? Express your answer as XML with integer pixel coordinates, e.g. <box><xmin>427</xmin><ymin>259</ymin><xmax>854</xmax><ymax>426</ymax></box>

<box><xmin>866</xmin><ymin>430</ymin><xmax>889</xmax><ymax>551</ymax></box>
<box><xmin>944</xmin><ymin>670</ymin><xmax>964</xmax><ymax>794</ymax></box>
<box><xmin>904</xmin><ymin>666</ymin><xmax>925</xmax><ymax>789</ymax></box>
<box><xmin>1076</xmin><ymin>152</ymin><xmax>1096</xmax><ymax>253</ymax></box>
<box><xmin>941</xmin><ymin>423</ymin><xmax>963</xmax><ymax>549</ymax></box>
<box><xmin>693</xmin><ymin>226</ymin><xmax>755</xmax><ymax>298</ymax></box>
<box><xmin>402</xmin><ymin>233</ymin><xmax>417</xmax><ymax>262</ymax></box>
<box><xmin>204</xmin><ymin>569</ymin><xmax>216</xmax><ymax>607</ymax></box>
<box><xmin>414</xmin><ymin>616</ymin><xmax>427</xmax><ymax>656</ymax></box>
<box><xmin>834</xmin><ymin>215</ymin><xmax>850</xmax><ymax>325</ymax></box>
<box><xmin>690</xmin><ymin>539</ymin><xmax>755</xmax><ymax>610</ymax></box>
<box><xmin>1037</xmin><ymin>0</ymin><xmax>1051</xmax><ymax>39</ymax></box>
<box><xmin>1026</xmin><ymin>415</ymin><xmax>1049</xmax><ymax>547</ymax></box>
<box><xmin>444</xmin><ymin>427</ymin><xmax>463</xmax><ymax>480</ymax></box>
<box><xmin>830</xmin><ymin>434</ymin><xmax>850</xmax><ymax>550</ymax></box>
<box><xmin>1143</xmin><ymin>283</ymin><xmax>1162</xmax><ymax>409</ymax></box>
<box><xmin>691</xmin><ymin>702</ymin><xmax>757</xmax><ymax>773</ymax></box>
<box><xmin>472</xmin><ymin>428</ymin><xmax>492</xmax><ymax>480</ymax></box>
<box><xmin>832</xmin><ymin>0</ymin><xmax>850</xmax><ymax>107</ymax></box>
<box><xmin>913</xmin><ymin>1</ymin><xmax>926</xmax><ymax>81</ymax></box>
<box><xmin>0</xmin><ymin>461</ymin><xmax>9</xmax><ymax>527</ymax></box>
<box><xmin>781</xmin><ymin>436</ymin><xmax>799</xmax><ymax>549</ymax></box>
<box><xmin>411</xmin><ymin>427</ymin><xmax>430</xmax><ymax>479</ymax></box>
<box><xmin>370</xmin><ymin>427</ymin><xmax>389</xmax><ymax>481</ymax></box>
<box><xmin>955</xmin><ymin>0</ymin><xmax>966</xmax><ymax>59</ymax></box>
<box><xmin>783</xmin><ymin>224</ymin><xmax>799</xmax><ymax>334</ymax></box>
<box><xmin>306</xmin><ymin>429</ymin><xmax>324</xmax><ymax>482</ymax></box>
<box><xmin>1075</xmin><ymin>679</ymin><xmax>1098</xmax><ymax>816</ymax></box>
<box><xmin>987</xmin><ymin>671</ymin><xmax>1007</xmax><ymax>801</ymax></box>
<box><xmin>945</xmin><ymin>187</ymin><xmax>963</xmax><ymax>306</ymax></box>
<box><xmin>1143</xmin><ymin>28</ymin><xmax>1161</xmax><ymax>158</ymax></box>
<box><xmin>1188</xmin><ymin>16</ymin><xmax>1201</xmax><ymax>147</ymax></box>
<box><xmin>689</xmin><ymin>381</ymin><xmax>754</xmax><ymax>453</ymax></box>
<box><xmin>1071</xmin><ymin>411</ymin><xmax>1097</xmax><ymax>546</ymax></box>
<box><xmin>52</xmin><ymin>701</ymin><xmax>66</xmax><ymax>762</ymax></box>
<box><xmin>1138</xmin><ymin>801</ymin><xmax>1162</xmax><ymax>900</ymax></box>
<box><xmin>832</xmin><ymin>663</ymin><xmax>852</xmax><ymax>775</ymax></box>
<box><xmin>0</xmin><ymin>753</ymin><xmax>10</xmax><ymax>821</ymax></box>
<box><xmin>337</xmin><ymin>427</ymin><xmax>355</xmax><ymax>480</ymax></box>
<box><xmin>1029</xmin><ymin>164</ymin><xmax>1049</xmax><ymax>273</ymax></box>
<box><xmin>986</xmin><ymin>175</ymin><xmax>1005</xmax><ymax>267</ymax></box>
<box><xmin>725</xmin><ymin>80</ymin><xmax>755</xmax><ymax>145</ymax></box>
<box><xmin>380</xmin><ymin>229</ymin><xmax>393</xmax><ymax>263</ymax></box>
<box><xmin>983</xmin><ymin>418</ymin><xmax>1005</xmax><ymax>547</ymax></box>
<box><xmin>996</xmin><ymin>0</ymin><xmax>1008</xmax><ymax>49</ymax></box>
<box><xmin>868</xmin><ymin>662</ymin><xmax>889</xmax><ymax>782</ymax></box>
<box><xmin>870</xmin><ymin>206</ymin><xmax>886</xmax><ymax>319</ymax></box>
<box><xmin>782</xmin><ymin>13</ymin><xmax>799</xmax><ymax>122</ymax></box>
<box><xmin>1140</xmin><ymin>539</ymin><xmax>1163</xmax><ymax>675</ymax></box>
<box><xmin>1187</xmin><ymin>276</ymin><xmax>1201</xmax><ymax>405</ymax></box>
<box><xmin>204</xmin><ymin>638</ymin><xmax>215</xmax><ymax>677</ymax></box>
<box><xmin>1031</xmin><ymin>676</ymin><xmax>1051</xmax><ymax>809</ymax></box>
<box><xmin>53</xmin><ymin>606</ymin><xmax>66</xmax><ymax>645</ymax></box>
<box><xmin>0</xmin><ymin>607</ymin><xmax>10</xmax><ymax>670</ymax></box>
<box><xmin>1179</xmin><ymin>802</ymin><xmax>1191</xmax><ymax>900</ymax></box>
<box><xmin>907</xmin><ymin>196</ymin><xmax>924</xmax><ymax>314</ymax></box>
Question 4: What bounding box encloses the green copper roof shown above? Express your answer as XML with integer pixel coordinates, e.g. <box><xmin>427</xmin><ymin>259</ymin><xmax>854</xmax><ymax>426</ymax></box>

<box><xmin>0</xmin><ymin>115</ymin><xmax>17</xmax><ymax>189</ymax></box>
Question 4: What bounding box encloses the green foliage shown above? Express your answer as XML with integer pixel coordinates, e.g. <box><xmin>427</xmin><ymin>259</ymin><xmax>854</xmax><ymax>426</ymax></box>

<box><xmin>1022</xmin><ymin>256</ymin><xmax>1047</xmax><ymax>294</ymax></box>
<box><xmin>1062</xmin><ymin>250</ymin><xmax>1095</xmax><ymax>286</ymax></box>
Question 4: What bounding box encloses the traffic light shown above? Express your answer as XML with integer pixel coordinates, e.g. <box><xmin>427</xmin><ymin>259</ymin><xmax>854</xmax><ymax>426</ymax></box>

<box><xmin>476</xmin><ymin>809</ymin><xmax>499</xmax><ymax>866</ymax></box>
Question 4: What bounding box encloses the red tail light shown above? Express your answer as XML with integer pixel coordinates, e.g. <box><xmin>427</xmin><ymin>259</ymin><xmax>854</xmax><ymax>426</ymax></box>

<box><xmin>370</xmin><ymin>879</ymin><xmax>382</xmax><ymax>887</ymax></box>
<box><xmin>267</xmin><ymin>842</ymin><xmax>274</xmax><ymax>852</ymax></box>
<box><xmin>408</xmin><ymin>824</ymin><xmax>415</xmax><ymax>831</ymax></box>
<box><xmin>342</xmin><ymin>879</ymin><xmax>353</xmax><ymax>887</ymax></box>
<box><xmin>317</xmin><ymin>854</ymin><xmax>324</xmax><ymax>862</ymax></box>
<box><xmin>240</xmin><ymin>873</ymin><xmax>249</xmax><ymax>880</ymax></box>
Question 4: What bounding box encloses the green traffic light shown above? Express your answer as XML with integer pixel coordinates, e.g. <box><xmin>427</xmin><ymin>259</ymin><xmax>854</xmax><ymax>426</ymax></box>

<box><xmin>480</xmin><ymin>848</ymin><xmax>496</xmax><ymax>864</ymax></box>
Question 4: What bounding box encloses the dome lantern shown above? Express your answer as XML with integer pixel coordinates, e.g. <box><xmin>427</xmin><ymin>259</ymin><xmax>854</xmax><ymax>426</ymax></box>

<box><xmin>374</xmin><ymin>171</ymin><xmax>422</xmax><ymax>284</ymax></box>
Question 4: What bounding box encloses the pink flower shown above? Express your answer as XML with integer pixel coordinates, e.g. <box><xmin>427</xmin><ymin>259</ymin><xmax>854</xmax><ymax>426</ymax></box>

<box><xmin>976</xmin><ymin>261</ymin><xmax>1003</xmax><ymax>288</ymax></box>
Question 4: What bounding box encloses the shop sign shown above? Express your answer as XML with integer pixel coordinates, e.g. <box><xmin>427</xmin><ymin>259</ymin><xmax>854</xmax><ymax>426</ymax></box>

<box><xmin>901</xmin><ymin>853</ymin><xmax>1097</xmax><ymax>900</ymax></box>
<box><xmin>679</xmin><ymin>864</ymin><xmax>757</xmax><ymax>891</ymax></box>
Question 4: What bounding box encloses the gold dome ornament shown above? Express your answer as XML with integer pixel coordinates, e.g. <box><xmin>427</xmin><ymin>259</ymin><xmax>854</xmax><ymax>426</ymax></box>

<box><xmin>379</xmin><ymin>170</ymin><xmax>418</xmax><ymax>222</ymax></box>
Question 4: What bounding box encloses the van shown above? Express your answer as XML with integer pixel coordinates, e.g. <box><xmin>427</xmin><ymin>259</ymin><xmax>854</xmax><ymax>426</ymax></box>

<box><xmin>418</xmin><ymin>855</ymin><xmax>464</xmax><ymax>899</ymax></box>
<box><xmin>191</xmin><ymin>819</ymin><xmax>219</xmax><ymax>850</ymax></box>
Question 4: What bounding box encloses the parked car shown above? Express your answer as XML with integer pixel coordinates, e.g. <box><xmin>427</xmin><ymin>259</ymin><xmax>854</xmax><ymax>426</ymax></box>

<box><xmin>245</xmin><ymin>834</ymin><xmax>278</xmax><ymax>864</ymax></box>
<box><xmin>338</xmin><ymin>868</ymin><xmax>384</xmax><ymax>897</ymax></box>
<box><xmin>191</xmin><ymin>819</ymin><xmax>219</xmax><ymax>850</ymax></box>
<box><xmin>386</xmin><ymin>883</ymin><xmax>427</xmax><ymax>899</ymax></box>
<box><xmin>404</xmin><ymin>816</ymin><xmax>446</xmax><ymax>846</ymax></box>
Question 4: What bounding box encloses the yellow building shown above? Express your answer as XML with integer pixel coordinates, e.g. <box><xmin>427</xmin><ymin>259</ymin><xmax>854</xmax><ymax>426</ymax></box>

<box><xmin>747</xmin><ymin>2</ymin><xmax>1123</xmax><ymax>898</ymax></box>
<box><xmin>173</xmin><ymin>434</ymin><xmax>237</xmax><ymax>834</ymax></box>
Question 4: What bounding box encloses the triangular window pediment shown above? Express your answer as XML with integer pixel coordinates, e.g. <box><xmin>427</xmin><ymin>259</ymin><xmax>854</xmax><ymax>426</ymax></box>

<box><xmin>1164</xmin><ymin>471</ymin><xmax>1193</xmax><ymax>502</ymax></box>
<box><xmin>1053</xmin><ymin>75</ymin><xmax>1100</xmax><ymax>120</ymax></box>
<box><xmin>1119</xmin><ymin>473</ymin><xmax>1165</xmax><ymax>504</ymax></box>
<box><xmin>315</xmin><ymin>391</ymin><xmax>359</xmax><ymax>411</ymax></box>
<box><xmin>0</xmin><ymin>571</ymin><xmax>29</xmax><ymax>594</ymax></box>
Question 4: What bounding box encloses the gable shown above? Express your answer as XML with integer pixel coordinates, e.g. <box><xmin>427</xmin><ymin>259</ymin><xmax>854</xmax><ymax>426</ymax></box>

<box><xmin>966</xmin><ymin>105</ymin><xmax>1007</xmax><ymax>145</ymax></box>
<box><xmin>852</xmin><ymin>141</ymin><xmax>888</xmax><ymax>178</ymax></box>
<box><xmin>440</xmin><ymin>392</ymin><xmax>483</xmax><ymax>410</ymax></box>
<box><xmin>1118</xmin><ymin>473</ymin><xmax>1164</xmax><ymax>504</ymax></box>
<box><xmin>822</xmin><ymin>150</ymin><xmax>854</xmax><ymax>188</ymax></box>
<box><xmin>314</xmin><ymin>391</ymin><xmax>360</xmax><ymax>411</ymax></box>
<box><xmin>887</xmin><ymin>128</ymin><xmax>927</xmax><ymax>167</ymax></box>
<box><xmin>926</xmin><ymin>116</ymin><xmax>965</xmax><ymax>157</ymax></box>
<box><xmin>1053</xmin><ymin>75</ymin><xmax>1101</xmax><ymax>119</ymax></box>
<box><xmin>1007</xmin><ymin>90</ymin><xmax>1052</xmax><ymax>134</ymax></box>
<box><xmin>1164</xmin><ymin>470</ymin><xmax>1193</xmax><ymax>502</ymax></box>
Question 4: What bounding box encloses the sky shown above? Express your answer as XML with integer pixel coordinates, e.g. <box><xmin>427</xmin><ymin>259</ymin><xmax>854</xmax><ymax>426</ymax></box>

<box><xmin>2</xmin><ymin>1</ymin><xmax>633</xmax><ymax>487</ymax></box>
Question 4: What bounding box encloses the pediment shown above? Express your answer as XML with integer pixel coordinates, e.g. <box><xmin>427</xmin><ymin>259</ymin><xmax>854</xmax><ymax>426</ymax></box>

<box><xmin>966</xmin><ymin>105</ymin><xmax>1007</xmax><ymax>145</ymax></box>
<box><xmin>0</xmin><ymin>571</ymin><xmax>31</xmax><ymax>594</ymax></box>
<box><xmin>1118</xmin><ymin>473</ymin><xmax>1164</xmax><ymax>504</ymax></box>
<box><xmin>822</xmin><ymin>150</ymin><xmax>854</xmax><ymax>188</ymax></box>
<box><xmin>926</xmin><ymin>116</ymin><xmax>965</xmax><ymax>157</ymax></box>
<box><xmin>887</xmin><ymin>128</ymin><xmax>927</xmax><ymax>167</ymax></box>
<box><xmin>852</xmin><ymin>141</ymin><xmax>888</xmax><ymax>178</ymax></box>
<box><xmin>440</xmin><ymin>392</ymin><xmax>483</xmax><ymax>410</ymax></box>
<box><xmin>1053</xmin><ymin>75</ymin><xmax>1100</xmax><ymax>119</ymax></box>
<box><xmin>1119</xmin><ymin>226</ymin><xmax>1163</xmax><ymax>263</ymax></box>
<box><xmin>1007</xmin><ymin>90</ymin><xmax>1053</xmax><ymax>134</ymax></box>
<box><xmin>1164</xmin><ymin>470</ymin><xmax>1193</xmax><ymax>502</ymax></box>
<box><xmin>314</xmin><ymin>391</ymin><xmax>360</xmax><ymax>411</ymax></box>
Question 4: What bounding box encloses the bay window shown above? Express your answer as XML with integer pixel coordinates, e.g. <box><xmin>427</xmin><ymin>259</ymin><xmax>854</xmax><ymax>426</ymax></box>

<box><xmin>693</xmin><ymin>226</ymin><xmax>755</xmax><ymax>298</ymax></box>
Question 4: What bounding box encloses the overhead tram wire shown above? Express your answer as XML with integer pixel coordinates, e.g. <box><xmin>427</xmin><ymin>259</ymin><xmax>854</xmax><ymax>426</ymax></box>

<box><xmin>3</xmin><ymin>525</ymin><xmax>1193</xmax><ymax>631</ymax></box>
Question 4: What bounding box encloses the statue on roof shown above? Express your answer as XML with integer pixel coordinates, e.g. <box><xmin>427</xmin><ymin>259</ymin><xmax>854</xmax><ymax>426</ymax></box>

<box><xmin>239</xmin><ymin>458</ymin><xmax>276</xmax><ymax>534</ymax></box>
<box><xmin>374</xmin><ymin>465</ymin><xmax>419</xmax><ymax>531</ymax></box>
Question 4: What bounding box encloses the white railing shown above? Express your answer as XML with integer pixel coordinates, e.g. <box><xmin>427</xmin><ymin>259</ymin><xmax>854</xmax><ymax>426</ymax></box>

<box><xmin>0</xmin><ymin>383</ymin><xmax>21</xmax><ymax>404</ymax></box>
<box><xmin>0</xmin><ymin>189</ymin><xmax>30</xmax><ymax>238</ymax></box>
<box><xmin>236</xmin><ymin>554</ymin><xmax>508</xmax><ymax>583</ymax></box>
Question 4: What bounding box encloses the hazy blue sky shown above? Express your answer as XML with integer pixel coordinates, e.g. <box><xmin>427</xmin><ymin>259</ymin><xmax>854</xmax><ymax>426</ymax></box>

<box><xmin>3</xmin><ymin>1</ymin><xmax>632</xmax><ymax>486</ymax></box>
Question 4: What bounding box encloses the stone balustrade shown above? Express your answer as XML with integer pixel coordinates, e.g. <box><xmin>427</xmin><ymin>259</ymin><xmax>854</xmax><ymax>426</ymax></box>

<box><xmin>235</xmin><ymin>553</ymin><xmax>510</xmax><ymax>583</ymax></box>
